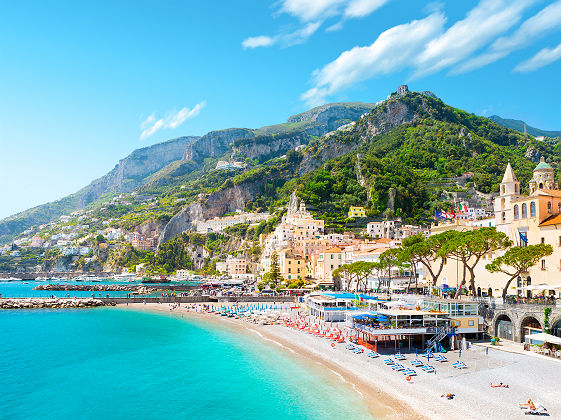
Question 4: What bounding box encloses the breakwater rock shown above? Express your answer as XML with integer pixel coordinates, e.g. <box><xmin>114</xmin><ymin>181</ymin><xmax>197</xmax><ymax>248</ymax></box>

<box><xmin>0</xmin><ymin>298</ymin><xmax>111</xmax><ymax>309</ymax></box>
<box><xmin>34</xmin><ymin>284</ymin><xmax>157</xmax><ymax>294</ymax></box>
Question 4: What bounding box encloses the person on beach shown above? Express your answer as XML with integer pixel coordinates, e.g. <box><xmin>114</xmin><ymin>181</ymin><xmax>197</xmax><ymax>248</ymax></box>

<box><xmin>520</xmin><ymin>399</ymin><xmax>536</xmax><ymax>410</ymax></box>
<box><xmin>441</xmin><ymin>393</ymin><xmax>455</xmax><ymax>400</ymax></box>
<box><xmin>490</xmin><ymin>382</ymin><xmax>509</xmax><ymax>388</ymax></box>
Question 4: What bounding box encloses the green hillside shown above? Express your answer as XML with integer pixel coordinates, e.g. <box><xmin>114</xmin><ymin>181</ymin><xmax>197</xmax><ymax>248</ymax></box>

<box><xmin>489</xmin><ymin>115</ymin><xmax>561</xmax><ymax>139</ymax></box>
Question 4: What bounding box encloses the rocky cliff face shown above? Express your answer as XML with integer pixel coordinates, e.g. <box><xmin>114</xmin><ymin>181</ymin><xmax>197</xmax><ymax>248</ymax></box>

<box><xmin>159</xmin><ymin>181</ymin><xmax>265</xmax><ymax>245</ymax></box>
<box><xmin>183</xmin><ymin>128</ymin><xmax>255</xmax><ymax>162</ymax></box>
<box><xmin>299</xmin><ymin>96</ymin><xmax>423</xmax><ymax>174</ymax></box>
<box><xmin>81</xmin><ymin>136</ymin><xmax>198</xmax><ymax>203</ymax></box>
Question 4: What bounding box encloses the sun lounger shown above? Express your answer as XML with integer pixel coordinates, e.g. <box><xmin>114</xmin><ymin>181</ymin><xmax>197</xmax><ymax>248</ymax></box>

<box><xmin>384</xmin><ymin>358</ymin><xmax>395</xmax><ymax>365</ymax></box>
<box><xmin>354</xmin><ymin>348</ymin><xmax>364</xmax><ymax>354</ymax></box>
<box><xmin>523</xmin><ymin>404</ymin><xmax>547</xmax><ymax>416</ymax></box>
<box><xmin>421</xmin><ymin>365</ymin><xmax>435</xmax><ymax>373</ymax></box>
<box><xmin>403</xmin><ymin>368</ymin><xmax>417</xmax><ymax>376</ymax></box>
<box><xmin>452</xmin><ymin>361</ymin><xmax>467</xmax><ymax>369</ymax></box>
<box><xmin>411</xmin><ymin>359</ymin><xmax>424</xmax><ymax>367</ymax></box>
<box><xmin>434</xmin><ymin>355</ymin><xmax>448</xmax><ymax>362</ymax></box>
<box><xmin>367</xmin><ymin>351</ymin><xmax>380</xmax><ymax>358</ymax></box>
<box><xmin>345</xmin><ymin>344</ymin><xmax>355</xmax><ymax>350</ymax></box>
<box><xmin>392</xmin><ymin>364</ymin><xmax>405</xmax><ymax>371</ymax></box>
<box><xmin>394</xmin><ymin>353</ymin><xmax>406</xmax><ymax>360</ymax></box>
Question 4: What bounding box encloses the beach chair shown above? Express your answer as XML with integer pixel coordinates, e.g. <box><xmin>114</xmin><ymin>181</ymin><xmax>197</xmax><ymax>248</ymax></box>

<box><xmin>345</xmin><ymin>344</ymin><xmax>355</xmax><ymax>350</ymax></box>
<box><xmin>394</xmin><ymin>353</ymin><xmax>406</xmax><ymax>360</ymax></box>
<box><xmin>383</xmin><ymin>358</ymin><xmax>395</xmax><ymax>365</ymax></box>
<box><xmin>421</xmin><ymin>365</ymin><xmax>435</xmax><ymax>373</ymax></box>
<box><xmin>367</xmin><ymin>351</ymin><xmax>380</xmax><ymax>358</ymax></box>
<box><xmin>523</xmin><ymin>404</ymin><xmax>547</xmax><ymax>416</ymax></box>
<box><xmin>403</xmin><ymin>368</ymin><xmax>417</xmax><ymax>376</ymax></box>
<box><xmin>452</xmin><ymin>361</ymin><xmax>467</xmax><ymax>369</ymax></box>
<box><xmin>434</xmin><ymin>355</ymin><xmax>448</xmax><ymax>362</ymax></box>
<box><xmin>411</xmin><ymin>359</ymin><xmax>424</xmax><ymax>367</ymax></box>
<box><xmin>354</xmin><ymin>348</ymin><xmax>364</xmax><ymax>354</ymax></box>
<box><xmin>392</xmin><ymin>364</ymin><xmax>405</xmax><ymax>371</ymax></box>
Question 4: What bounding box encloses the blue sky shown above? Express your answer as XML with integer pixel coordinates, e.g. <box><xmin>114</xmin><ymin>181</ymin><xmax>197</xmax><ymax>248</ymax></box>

<box><xmin>1</xmin><ymin>0</ymin><xmax>561</xmax><ymax>219</ymax></box>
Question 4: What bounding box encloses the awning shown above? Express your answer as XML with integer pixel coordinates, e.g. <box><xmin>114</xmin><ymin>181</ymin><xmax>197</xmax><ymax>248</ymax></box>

<box><xmin>522</xmin><ymin>284</ymin><xmax>561</xmax><ymax>291</ymax></box>
<box><xmin>527</xmin><ymin>332</ymin><xmax>561</xmax><ymax>345</ymax></box>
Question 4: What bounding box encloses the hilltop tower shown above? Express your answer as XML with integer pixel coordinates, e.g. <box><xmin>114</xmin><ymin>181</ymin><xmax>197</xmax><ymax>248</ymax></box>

<box><xmin>529</xmin><ymin>156</ymin><xmax>557</xmax><ymax>194</ymax></box>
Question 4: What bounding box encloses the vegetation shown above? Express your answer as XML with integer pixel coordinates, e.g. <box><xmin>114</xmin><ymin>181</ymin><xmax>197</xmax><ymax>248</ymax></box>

<box><xmin>486</xmin><ymin>244</ymin><xmax>553</xmax><ymax>298</ymax></box>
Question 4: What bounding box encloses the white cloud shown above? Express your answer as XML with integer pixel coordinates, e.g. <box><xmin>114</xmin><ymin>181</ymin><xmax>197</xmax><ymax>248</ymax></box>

<box><xmin>279</xmin><ymin>0</ymin><xmax>346</xmax><ymax>22</ymax></box>
<box><xmin>242</xmin><ymin>22</ymin><xmax>321</xmax><ymax>49</ymax></box>
<box><xmin>242</xmin><ymin>36</ymin><xmax>275</xmax><ymax>49</ymax></box>
<box><xmin>413</xmin><ymin>0</ymin><xmax>535</xmax><ymax>78</ymax></box>
<box><xmin>301</xmin><ymin>12</ymin><xmax>445</xmax><ymax>106</ymax></box>
<box><xmin>515</xmin><ymin>42</ymin><xmax>561</xmax><ymax>72</ymax></box>
<box><xmin>140</xmin><ymin>101</ymin><xmax>206</xmax><ymax>140</ymax></box>
<box><xmin>243</xmin><ymin>0</ymin><xmax>390</xmax><ymax>49</ymax></box>
<box><xmin>344</xmin><ymin>0</ymin><xmax>389</xmax><ymax>18</ymax></box>
<box><xmin>457</xmin><ymin>0</ymin><xmax>561</xmax><ymax>73</ymax></box>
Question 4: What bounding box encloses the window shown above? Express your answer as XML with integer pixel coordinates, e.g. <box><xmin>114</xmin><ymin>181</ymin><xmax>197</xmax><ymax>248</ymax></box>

<box><xmin>541</xmin><ymin>237</ymin><xmax>545</xmax><ymax>244</ymax></box>
<box><xmin>330</xmin><ymin>254</ymin><xmax>333</xmax><ymax>259</ymax></box>
<box><xmin>530</xmin><ymin>201</ymin><xmax>536</xmax><ymax>217</ymax></box>
<box><xmin>558</xmin><ymin>202</ymin><xmax>561</xmax><ymax>213</ymax></box>
<box><xmin>522</xmin><ymin>203</ymin><xmax>527</xmax><ymax>218</ymax></box>
<box><xmin>468</xmin><ymin>320</ymin><xmax>474</xmax><ymax>327</ymax></box>
<box><xmin>502</xmin><ymin>212</ymin><xmax>506</xmax><ymax>222</ymax></box>
<box><xmin>541</xmin><ymin>259</ymin><xmax>546</xmax><ymax>270</ymax></box>
<box><xmin>548</xmin><ymin>202</ymin><xmax>552</xmax><ymax>213</ymax></box>
<box><xmin>559</xmin><ymin>236</ymin><xmax>561</xmax><ymax>246</ymax></box>
<box><xmin>501</xmin><ymin>185</ymin><xmax>505</xmax><ymax>194</ymax></box>
<box><xmin>514</xmin><ymin>205</ymin><xmax>519</xmax><ymax>219</ymax></box>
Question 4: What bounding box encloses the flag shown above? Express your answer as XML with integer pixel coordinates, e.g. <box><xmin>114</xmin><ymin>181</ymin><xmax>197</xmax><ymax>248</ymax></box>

<box><xmin>519</xmin><ymin>231</ymin><xmax>528</xmax><ymax>245</ymax></box>
<box><xmin>458</xmin><ymin>203</ymin><xmax>466</xmax><ymax>213</ymax></box>
<box><xmin>435</xmin><ymin>210</ymin><xmax>446</xmax><ymax>219</ymax></box>
<box><xmin>449</xmin><ymin>208</ymin><xmax>456</xmax><ymax>219</ymax></box>
<box><xmin>441</xmin><ymin>210</ymin><xmax>450</xmax><ymax>219</ymax></box>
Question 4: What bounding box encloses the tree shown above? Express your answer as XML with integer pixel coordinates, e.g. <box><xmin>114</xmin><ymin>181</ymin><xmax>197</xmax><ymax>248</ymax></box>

<box><xmin>486</xmin><ymin>244</ymin><xmax>553</xmax><ymax>298</ymax></box>
<box><xmin>404</xmin><ymin>231</ymin><xmax>456</xmax><ymax>290</ymax></box>
<box><xmin>377</xmin><ymin>248</ymin><xmax>401</xmax><ymax>293</ymax></box>
<box><xmin>439</xmin><ymin>228</ymin><xmax>512</xmax><ymax>298</ymax></box>
<box><xmin>267</xmin><ymin>252</ymin><xmax>282</xmax><ymax>288</ymax></box>
<box><xmin>333</xmin><ymin>261</ymin><xmax>377</xmax><ymax>292</ymax></box>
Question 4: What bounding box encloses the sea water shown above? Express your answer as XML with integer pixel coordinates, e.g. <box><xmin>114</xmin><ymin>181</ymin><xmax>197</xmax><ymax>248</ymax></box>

<box><xmin>0</xmin><ymin>308</ymin><xmax>375</xmax><ymax>419</ymax></box>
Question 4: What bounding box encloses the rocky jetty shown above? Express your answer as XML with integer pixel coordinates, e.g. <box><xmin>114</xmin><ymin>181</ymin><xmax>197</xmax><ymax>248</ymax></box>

<box><xmin>34</xmin><ymin>284</ymin><xmax>157</xmax><ymax>294</ymax></box>
<box><xmin>0</xmin><ymin>298</ymin><xmax>111</xmax><ymax>309</ymax></box>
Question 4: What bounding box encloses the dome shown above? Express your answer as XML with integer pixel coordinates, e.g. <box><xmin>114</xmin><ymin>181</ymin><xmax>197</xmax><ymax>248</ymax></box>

<box><xmin>534</xmin><ymin>156</ymin><xmax>553</xmax><ymax>171</ymax></box>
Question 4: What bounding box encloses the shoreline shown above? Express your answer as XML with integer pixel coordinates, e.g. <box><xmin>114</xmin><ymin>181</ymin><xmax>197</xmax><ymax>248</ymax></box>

<box><xmin>119</xmin><ymin>303</ymin><xmax>425</xmax><ymax>419</ymax></box>
<box><xmin>117</xmin><ymin>302</ymin><xmax>561</xmax><ymax>420</ymax></box>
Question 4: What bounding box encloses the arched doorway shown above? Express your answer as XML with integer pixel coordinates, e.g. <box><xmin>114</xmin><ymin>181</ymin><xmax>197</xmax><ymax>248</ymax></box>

<box><xmin>495</xmin><ymin>314</ymin><xmax>514</xmax><ymax>341</ymax></box>
<box><xmin>551</xmin><ymin>319</ymin><xmax>561</xmax><ymax>338</ymax></box>
<box><xmin>488</xmin><ymin>287</ymin><xmax>493</xmax><ymax>297</ymax></box>
<box><xmin>520</xmin><ymin>316</ymin><xmax>542</xmax><ymax>343</ymax></box>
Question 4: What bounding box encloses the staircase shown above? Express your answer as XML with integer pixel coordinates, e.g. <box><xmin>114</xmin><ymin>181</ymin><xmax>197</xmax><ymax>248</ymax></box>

<box><xmin>426</xmin><ymin>327</ymin><xmax>448</xmax><ymax>352</ymax></box>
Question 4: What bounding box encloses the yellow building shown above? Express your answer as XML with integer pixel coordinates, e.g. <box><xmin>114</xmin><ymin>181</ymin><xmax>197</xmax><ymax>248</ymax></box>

<box><xmin>315</xmin><ymin>247</ymin><xmax>345</xmax><ymax>282</ymax></box>
<box><xmin>277</xmin><ymin>248</ymin><xmax>305</xmax><ymax>281</ymax></box>
<box><xmin>348</xmin><ymin>206</ymin><xmax>366</xmax><ymax>218</ymax></box>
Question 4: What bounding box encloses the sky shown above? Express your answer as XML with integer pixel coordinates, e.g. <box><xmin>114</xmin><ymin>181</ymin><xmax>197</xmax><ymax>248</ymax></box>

<box><xmin>1</xmin><ymin>0</ymin><xmax>561</xmax><ymax>220</ymax></box>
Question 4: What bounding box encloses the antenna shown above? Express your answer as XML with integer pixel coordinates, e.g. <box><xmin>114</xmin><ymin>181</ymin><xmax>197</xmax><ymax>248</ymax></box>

<box><xmin>524</xmin><ymin>122</ymin><xmax>527</xmax><ymax>138</ymax></box>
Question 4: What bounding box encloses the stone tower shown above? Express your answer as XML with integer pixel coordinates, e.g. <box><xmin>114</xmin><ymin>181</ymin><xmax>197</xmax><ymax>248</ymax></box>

<box><xmin>529</xmin><ymin>156</ymin><xmax>557</xmax><ymax>194</ymax></box>
<box><xmin>495</xmin><ymin>162</ymin><xmax>520</xmax><ymax>232</ymax></box>
<box><xmin>398</xmin><ymin>85</ymin><xmax>409</xmax><ymax>96</ymax></box>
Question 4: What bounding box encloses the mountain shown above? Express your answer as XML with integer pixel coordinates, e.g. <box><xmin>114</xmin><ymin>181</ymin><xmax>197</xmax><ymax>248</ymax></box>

<box><xmin>0</xmin><ymin>102</ymin><xmax>376</xmax><ymax>243</ymax></box>
<box><xmin>0</xmin><ymin>136</ymin><xmax>197</xmax><ymax>244</ymax></box>
<box><xmin>160</xmin><ymin>90</ymin><xmax>552</xmax><ymax>243</ymax></box>
<box><xmin>489</xmin><ymin>115</ymin><xmax>561</xmax><ymax>139</ymax></box>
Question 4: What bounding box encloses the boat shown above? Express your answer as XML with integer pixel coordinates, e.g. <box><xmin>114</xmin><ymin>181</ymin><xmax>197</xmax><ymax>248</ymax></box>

<box><xmin>141</xmin><ymin>275</ymin><xmax>170</xmax><ymax>284</ymax></box>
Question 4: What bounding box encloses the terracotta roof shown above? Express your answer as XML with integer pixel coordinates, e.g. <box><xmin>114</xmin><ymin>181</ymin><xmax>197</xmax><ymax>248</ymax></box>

<box><xmin>324</xmin><ymin>247</ymin><xmax>342</xmax><ymax>253</ymax></box>
<box><xmin>533</xmin><ymin>189</ymin><xmax>561</xmax><ymax>198</ymax></box>
<box><xmin>539</xmin><ymin>214</ymin><xmax>561</xmax><ymax>226</ymax></box>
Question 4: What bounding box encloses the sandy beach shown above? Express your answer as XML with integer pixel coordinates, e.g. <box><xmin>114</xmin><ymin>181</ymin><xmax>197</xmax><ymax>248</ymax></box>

<box><xmin>121</xmin><ymin>303</ymin><xmax>561</xmax><ymax>419</ymax></box>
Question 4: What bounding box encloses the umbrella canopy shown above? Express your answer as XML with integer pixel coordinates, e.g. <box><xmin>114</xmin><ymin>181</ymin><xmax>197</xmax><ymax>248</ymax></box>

<box><xmin>527</xmin><ymin>332</ymin><xmax>561</xmax><ymax>346</ymax></box>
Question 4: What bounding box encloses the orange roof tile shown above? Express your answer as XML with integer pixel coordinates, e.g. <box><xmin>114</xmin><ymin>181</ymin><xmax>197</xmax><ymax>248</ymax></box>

<box><xmin>539</xmin><ymin>214</ymin><xmax>561</xmax><ymax>226</ymax></box>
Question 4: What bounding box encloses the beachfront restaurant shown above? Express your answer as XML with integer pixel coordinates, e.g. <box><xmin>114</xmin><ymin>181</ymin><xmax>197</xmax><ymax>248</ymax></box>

<box><xmin>305</xmin><ymin>292</ymin><xmax>380</xmax><ymax>322</ymax></box>
<box><xmin>421</xmin><ymin>298</ymin><xmax>484</xmax><ymax>339</ymax></box>
<box><xmin>346</xmin><ymin>308</ymin><xmax>449</xmax><ymax>352</ymax></box>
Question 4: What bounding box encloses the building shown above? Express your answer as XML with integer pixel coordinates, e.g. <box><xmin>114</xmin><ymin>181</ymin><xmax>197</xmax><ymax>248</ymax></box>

<box><xmin>226</xmin><ymin>256</ymin><xmax>247</xmax><ymax>277</ymax></box>
<box><xmin>215</xmin><ymin>261</ymin><xmax>228</xmax><ymax>273</ymax></box>
<box><xmin>348</xmin><ymin>206</ymin><xmax>366</xmax><ymax>218</ymax></box>
<box><xmin>434</xmin><ymin>159</ymin><xmax>561</xmax><ymax>297</ymax></box>
<box><xmin>276</xmin><ymin>248</ymin><xmax>305</xmax><ymax>281</ymax></box>
<box><xmin>195</xmin><ymin>212</ymin><xmax>270</xmax><ymax>234</ymax></box>
<box><xmin>125</xmin><ymin>232</ymin><xmax>157</xmax><ymax>251</ymax></box>
<box><xmin>315</xmin><ymin>247</ymin><xmax>345</xmax><ymax>283</ymax></box>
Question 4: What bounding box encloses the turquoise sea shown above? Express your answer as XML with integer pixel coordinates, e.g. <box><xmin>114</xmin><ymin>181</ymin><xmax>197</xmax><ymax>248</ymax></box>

<box><xmin>0</xmin><ymin>308</ymin><xmax>375</xmax><ymax>419</ymax></box>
